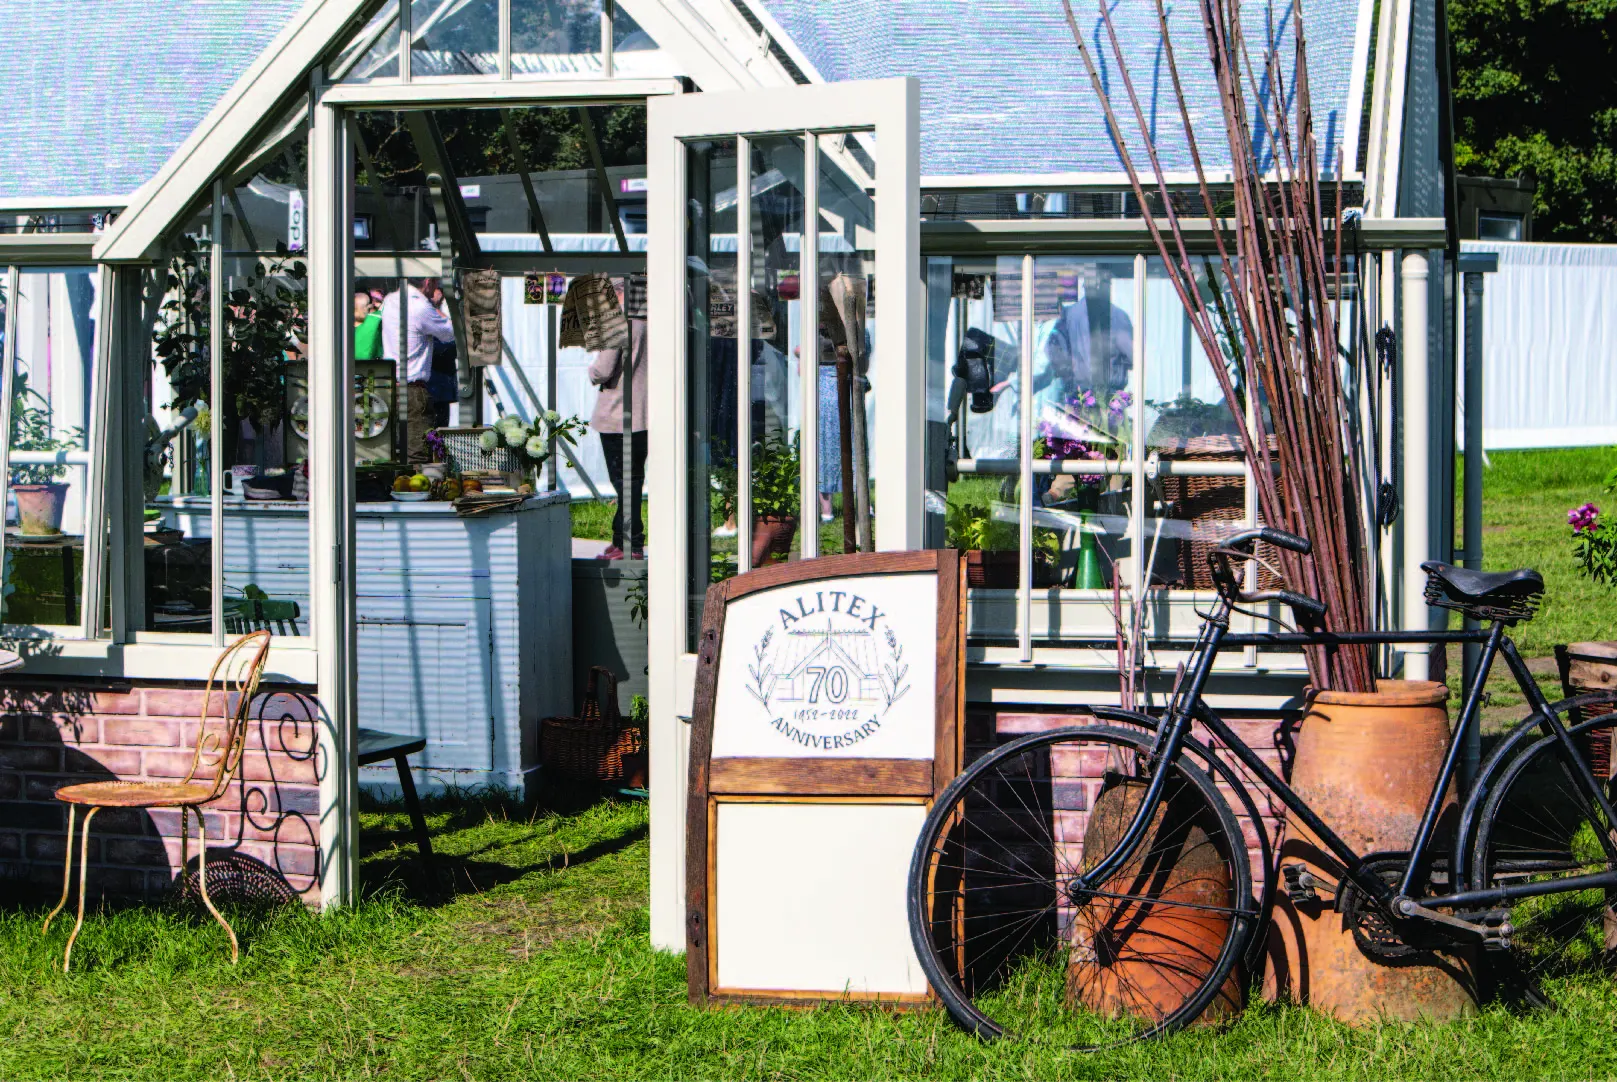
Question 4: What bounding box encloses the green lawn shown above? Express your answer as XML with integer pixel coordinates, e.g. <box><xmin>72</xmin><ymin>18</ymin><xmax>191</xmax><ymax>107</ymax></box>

<box><xmin>1469</xmin><ymin>445</ymin><xmax>1617</xmax><ymax>657</ymax></box>
<box><xmin>9</xmin><ymin>793</ymin><xmax>1617</xmax><ymax>1081</ymax></box>
<box><xmin>7</xmin><ymin>448</ymin><xmax>1617</xmax><ymax>1080</ymax></box>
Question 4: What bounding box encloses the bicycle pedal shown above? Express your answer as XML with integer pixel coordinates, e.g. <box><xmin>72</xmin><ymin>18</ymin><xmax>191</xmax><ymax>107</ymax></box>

<box><xmin>1282</xmin><ymin>863</ymin><xmax>1334</xmax><ymax>904</ymax></box>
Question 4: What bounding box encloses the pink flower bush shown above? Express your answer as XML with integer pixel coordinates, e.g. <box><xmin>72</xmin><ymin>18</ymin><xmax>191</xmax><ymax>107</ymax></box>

<box><xmin>1569</xmin><ymin>502</ymin><xmax>1600</xmax><ymax>534</ymax></box>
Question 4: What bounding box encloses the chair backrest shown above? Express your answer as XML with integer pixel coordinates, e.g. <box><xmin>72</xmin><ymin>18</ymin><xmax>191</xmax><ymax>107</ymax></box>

<box><xmin>182</xmin><ymin>630</ymin><xmax>273</xmax><ymax>800</ymax></box>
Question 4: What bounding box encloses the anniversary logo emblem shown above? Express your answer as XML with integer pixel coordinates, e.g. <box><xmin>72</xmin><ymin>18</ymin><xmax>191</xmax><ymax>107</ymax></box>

<box><xmin>743</xmin><ymin>588</ymin><xmax>912</xmax><ymax>752</ymax></box>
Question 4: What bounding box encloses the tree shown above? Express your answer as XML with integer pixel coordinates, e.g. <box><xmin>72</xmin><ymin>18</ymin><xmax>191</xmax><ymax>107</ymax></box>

<box><xmin>1450</xmin><ymin>0</ymin><xmax>1617</xmax><ymax>240</ymax></box>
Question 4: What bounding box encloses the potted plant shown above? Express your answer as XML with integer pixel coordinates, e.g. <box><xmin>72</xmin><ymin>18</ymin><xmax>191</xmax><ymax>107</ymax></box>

<box><xmin>713</xmin><ymin>434</ymin><xmax>802</xmax><ymax>567</ymax></box>
<box><xmin>480</xmin><ymin>409</ymin><xmax>588</xmax><ymax>485</ymax></box>
<box><xmin>10</xmin><ymin>373</ymin><xmax>82</xmax><ymax>536</ymax></box>
<box><xmin>1560</xmin><ymin>489</ymin><xmax>1617</xmax><ymax>776</ymax></box>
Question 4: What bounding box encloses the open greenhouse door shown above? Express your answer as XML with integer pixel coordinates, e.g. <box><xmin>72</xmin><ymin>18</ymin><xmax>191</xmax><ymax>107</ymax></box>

<box><xmin>646</xmin><ymin>78</ymin><xmax>922</xmax><ymax>952</ymax></box>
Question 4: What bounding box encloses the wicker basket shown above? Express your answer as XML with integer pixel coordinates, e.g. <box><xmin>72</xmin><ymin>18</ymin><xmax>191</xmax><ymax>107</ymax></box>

<box><xmin>1155</xmin><ymin>434</ymin><xmax>1284</xmax><ymax>590</ymax></box>
<box><xmin>436</xmin><ymin>426</ymin><xmax>529</xmax><ymax>486</ymax></box>
<box><xmin>541</xmin><ymin>666</ymin><xmax>644</xmax><ymax>783</ymax></box>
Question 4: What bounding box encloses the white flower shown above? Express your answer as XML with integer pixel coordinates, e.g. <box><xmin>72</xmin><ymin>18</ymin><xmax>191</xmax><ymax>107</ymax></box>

<box><xmin>543</xmin><ymin>410</ymin><xmax>561</xmax><ymax>427</ymax></box>
<box><xmin>479</xmin><ymin>429</ymin><xmax>499</xmax><ymax>452</ymax></box>
<box><xmin>504</xmin><ymin>425</ymin><xmax>528</xmax><ymax>448</ymax></box>
<box><xmin>497</xmin><ymin>414</ymin><xmax>525</xmax><ymax>437</ymax></box>
<box><xmin>525</xmin><ymin>435</ymin><xmax>549</xmax><ymax>460</ymax></box>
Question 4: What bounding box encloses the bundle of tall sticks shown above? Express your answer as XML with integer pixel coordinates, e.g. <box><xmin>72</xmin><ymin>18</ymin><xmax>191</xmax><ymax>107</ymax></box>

<box><xmin>1062</xmin><ymin>0</ymin><xmax>1376</xmax><ymax>691</ymax></box>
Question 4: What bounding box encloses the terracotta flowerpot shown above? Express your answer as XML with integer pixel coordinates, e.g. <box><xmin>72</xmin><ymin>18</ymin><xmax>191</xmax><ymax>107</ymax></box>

<box><xmin>751</xmin><ymin>515</ymin><xmax>798</xmax><ymax>566</ymax></box>
<box><xmin>1264</xmin><ymin>679</ymin><xmax>1478</xmax><ymax>1022</ymax></box>
<box><xmin>1073</xmin><ymin>776</ymin><xmax>1242</xmax><ymax>1021</ymax></box>
<box><xmin>13</xmin><ymin>482</ymin><xmax>68</xmax><ymax>536</ymax></box>
<box><xmin>966</xmin><ymin>549</ymin><xmax>1017</xmax><ymax>588</ymax></box>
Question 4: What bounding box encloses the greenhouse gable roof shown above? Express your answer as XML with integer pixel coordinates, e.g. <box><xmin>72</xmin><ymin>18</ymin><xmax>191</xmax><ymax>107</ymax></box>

<box><xmin>0</xmin><ymin>0</ymin><xmax>307</xmax><ymax>202</ymax></box>
<box><xmin>752</xmin><ymin>0</ymin><xmax>1369</xmax><ymax>182</ymax></box>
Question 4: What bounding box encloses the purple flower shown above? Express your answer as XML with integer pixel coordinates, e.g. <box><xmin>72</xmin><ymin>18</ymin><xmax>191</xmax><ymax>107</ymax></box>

<box><xmin>1108</xmin><ymin>391</ymin><xmax>1132</xmax><ymax>416</ymax></box>
<box><xmin>1569</xmin><ymin>502</ymin><xmax>1600</xmax><ymax>534</ymax></box>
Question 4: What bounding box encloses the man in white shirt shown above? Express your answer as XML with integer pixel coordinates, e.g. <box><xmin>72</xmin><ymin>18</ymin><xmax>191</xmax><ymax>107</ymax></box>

<box><xmin>380</xmin><ymin>278</ymin><xmax>456</xmax><ymax>464</ymax></box>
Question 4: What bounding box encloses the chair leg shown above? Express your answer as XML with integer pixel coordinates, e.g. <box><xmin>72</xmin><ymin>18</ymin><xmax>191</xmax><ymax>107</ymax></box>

<box><xmin>192</xmin><ymin>807</ymin><xmax>239</xmax><ymax>965</ymax></box>
<box><xmin>62</xmin><ymin>805</ymin><xmax>99</xmax><ymax>973</ymax></box>
<box><xmin>179</xmin><ymin>804</ymin><xmax>189</xmax><ymax>889</ymax></box>
<box><xmin>394</xmin><ymin>755</ymin><xmax>436</xmax><ymax>874</ymax></box>
<box><xmin>42</xmin><ymin>803</ymin><xmax>76</xmax><ymax>935</ymax></box>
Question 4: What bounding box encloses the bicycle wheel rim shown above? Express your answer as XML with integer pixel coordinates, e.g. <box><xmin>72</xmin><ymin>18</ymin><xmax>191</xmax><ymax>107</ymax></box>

<box><xmin>908</xmin><ymin>725</ymin><xmax>1255</xmax><ymax>1049</ymax></box>
<box><xmin>1472</xmin><ymin>713</ymin><xmax>1617</xmax><ymax>997</ymax></box>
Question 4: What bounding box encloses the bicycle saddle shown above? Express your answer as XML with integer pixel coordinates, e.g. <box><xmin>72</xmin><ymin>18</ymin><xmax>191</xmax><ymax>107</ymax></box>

<box><xmin>1420</xmin><ymin>560</ymin><xmax>1544</xmax><ymax>622</ymax></box>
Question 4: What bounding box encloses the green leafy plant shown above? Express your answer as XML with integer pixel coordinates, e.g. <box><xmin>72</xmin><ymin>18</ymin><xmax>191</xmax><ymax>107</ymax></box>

<box><xmin>629</xmin><ymin>694</ymin><xmax>649</xmax><ymax>727</ymax></box>
<box><xmin>10</xmin><ymin>372</ymin><xmax>83</xmax><ymax>486</ymax></box>
<box><xmin>226</xmin><ymin>244</ymin><xmax>307</xmax><ymax>449</ymax></box>
<box><xmin>1568</xmin><ymin>468</ymin><xmax>1617</xmax><ymax>587</ymax></box>
<box><xmin>944</xmin><ymin>478</ymin><xmax>1017</xmax><ymax>551</ymax></box>
<box><xmin>713</xmin><ymin>434</ymin><xmax>801</xmax><ymax>522</ymax></box>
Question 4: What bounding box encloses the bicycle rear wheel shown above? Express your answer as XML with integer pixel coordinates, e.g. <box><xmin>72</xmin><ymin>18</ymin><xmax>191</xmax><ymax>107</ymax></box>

<box><xmin>1472</xmin><ymin>712</ymin><xmax>1617</xmax><ymax>1002</ymax></box>
<box><xmin>908</xmin><ymin>725</ymin><xmax>1255</xmax><ymax>1049</ymax></box>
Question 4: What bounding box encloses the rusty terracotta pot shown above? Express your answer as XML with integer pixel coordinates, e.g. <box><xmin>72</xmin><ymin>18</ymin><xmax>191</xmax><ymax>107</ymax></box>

<box><xmin>750</xmin><ymin>515</ymin><xmax>798</xmax><ymax>566</ymax></box>
<box><xmin>1072</xmin><ymin>777</ymin><xmax>1242</xmax><ymax>1023</ymax></box>
<box><xmin>1263</xmin><ymin>679</ymin><xmax>1478</xmax><ymax>1022</ymax></box>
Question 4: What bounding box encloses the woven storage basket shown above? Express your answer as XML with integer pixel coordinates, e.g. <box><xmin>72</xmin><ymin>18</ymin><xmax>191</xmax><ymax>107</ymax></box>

<box><xmin>541</xmin><ymin>666</ymin><xmax>644</xmax><ymax>783</ymax></box>
<box><xmin>437</xmin><ymin>425</ymin><xmax>527</xmax><ymax>483</ymax></box>
<box><xmin>1156</xmin><ymin>434</ymin><xmax>1284</xmax><ymax>590</ymax></box>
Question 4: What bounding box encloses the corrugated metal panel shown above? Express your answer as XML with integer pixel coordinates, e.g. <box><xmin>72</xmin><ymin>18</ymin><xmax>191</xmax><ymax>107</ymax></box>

<box><xmin>0</xmin><ymin>0</ymin><xmax>305</xmax><ymax>200</ymax></box>
<box><xmin>754</xmin><ymin>0</ymin><xmax>1363</xmax><ymax>179</ymax></box>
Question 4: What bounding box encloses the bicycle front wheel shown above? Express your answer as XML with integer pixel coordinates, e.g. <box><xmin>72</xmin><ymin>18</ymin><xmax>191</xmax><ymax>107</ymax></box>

<box><xmin>1472</xmin><ymin>711</ymin><xmax>1617</xmax><ymax>1002</ymax></box>
<box><xmin>908</xmin><ymin>725</ymin><xmax>1255</xmax><ymax>1049</ymax></box>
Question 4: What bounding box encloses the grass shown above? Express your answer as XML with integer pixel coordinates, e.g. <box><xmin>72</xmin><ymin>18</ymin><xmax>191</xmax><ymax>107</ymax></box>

<box><xmin>10</xmin><ymin>791</ymin><xmax>1617</xmax><ymax>1080</ymax></box>
<box><xmin>1468</xmin><ymin>445</ymin><xmax>1617</xmax><ymax>657</ymax></box>
<box><xmin>8</xmin><ymin>448</ymin><xmax>1617</xmax><ymax>1079</ymax></box>
<box><xmin>570</xmin><ymin>498</ymin><xmax>648</xmax><ymax>543</ymax></box>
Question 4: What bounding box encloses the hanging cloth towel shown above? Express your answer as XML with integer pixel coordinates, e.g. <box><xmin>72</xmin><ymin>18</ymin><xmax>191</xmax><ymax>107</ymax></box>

<box><xmin>559</xmin><ymin>273</ymin><xmax>629</xmax><ymax>352</ymax></box>
<box><xmin>460</xmin><ymin>267</ymin><xmax>503</xmax><ymax>367</ymax></box>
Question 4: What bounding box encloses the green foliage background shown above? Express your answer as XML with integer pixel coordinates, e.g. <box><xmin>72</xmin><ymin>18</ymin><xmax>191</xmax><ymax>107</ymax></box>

<box><xmin>1450</xmin><ymin>0</ymin><xmax>1617</xmax><ymax>239</ymax></box>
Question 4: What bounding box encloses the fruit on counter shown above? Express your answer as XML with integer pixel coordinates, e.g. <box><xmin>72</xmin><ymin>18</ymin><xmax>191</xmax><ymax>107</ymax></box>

<box><xmin>517</xmin><ymin>483</ymin><xmax>534</xmax><ymax>495</ymax></box>
<box><xmin>462</xmin><ymin>477</ymin><xmax>483</xmax><ymax>493</ymax></box>
<box><xmin>442</xmin><ymin>479</ymin><xmax>463</xmax><ymax>500</ymax></box>
<box><xmin>392</xmin><ymin>475</ymin><xmax>410</xmax><ymax>492</ymax></box>
<box><xmin>408</xmin><ymin>473</ymin><xmax>430</xmax><ymax>492</ymax></box>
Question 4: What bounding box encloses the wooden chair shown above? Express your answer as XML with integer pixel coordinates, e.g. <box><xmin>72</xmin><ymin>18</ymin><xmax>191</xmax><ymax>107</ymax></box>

<box><xmin>41</xmin><ymin>630</ymin><xmax>272</xmax><ymax>971</ymax></box>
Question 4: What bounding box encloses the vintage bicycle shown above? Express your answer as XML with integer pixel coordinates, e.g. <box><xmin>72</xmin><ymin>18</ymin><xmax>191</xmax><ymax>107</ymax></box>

<box><xmin>908</xmin><ymin>527</ymin><xmax>1617</xmax><ymax>1047</ymax></box>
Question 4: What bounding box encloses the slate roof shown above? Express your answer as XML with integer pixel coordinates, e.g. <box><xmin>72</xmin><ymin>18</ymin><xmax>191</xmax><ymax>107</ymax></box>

<box><xmin>753</xmin><ymin>0</ymin><xmax>1365</xmax><ymax>179</ymax></box>
<box><xmin>0</xmin><ymin>0</ymin><xmax>306</xmax><ymax>202</ymax></box>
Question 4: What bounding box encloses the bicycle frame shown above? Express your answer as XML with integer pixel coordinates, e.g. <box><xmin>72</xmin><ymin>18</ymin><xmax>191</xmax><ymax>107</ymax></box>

<box><xmin>1075</xmin><ymin>605</ymin><xmax>1617</xmax><ymax>923</ymax></box>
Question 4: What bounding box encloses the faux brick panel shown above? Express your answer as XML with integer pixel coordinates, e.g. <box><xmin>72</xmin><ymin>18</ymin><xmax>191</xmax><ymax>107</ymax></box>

<box><xmin>0</xmin><ymin>773</ymin><xmax>18</xmax><ymax>801</ymax></box>
<box><xmin>147</xmin><ymin>807</ymin><xmax>228</xmax><ymax>839</ymax></box>
<box><xmin>84</xmin><ymin>807</ymin><xmax>155</xmax><ymax>836</ymax></box>
<box><xmin>0</xmin><ymin>746</ymin><xmax>59</xmax><ymax>772</ymax></box>
<box><xmin>62</xmin><ymin>747</ymin><xmax>144</xmax><ymax>777</ymax></box>
<box><xmin>27</xmin><ymin>832</ymin><xmax>97</xmax><ymax>863</ymax></box>
<box><xmin>0</xmin><ymin>801</ymin><xmax>63</xmax><ymax>830</ymax></box>
<box><xmin>141</xmin><ymin>750</ymin><xmax>202</xmax><ymax>779</ymax></box>
<box><xmin>103</xmin><ymin>837</ymin><xmax>170</xmax><ymax>866</ymax></box>
<box><xmin>0</xmin><ymin>831</ymin><xmax>20</xmax><ymax>858</ymax></box>
<box><xmin>235</xmin><ymin>839</ymin><xmax>318</xmax><ymax>878</ymax></box>
<box><xmin>103</xmin><ymin>717</ymin><xmax>183</xmax><ymax>747</ymax></box>
<box><xmin>238</xmin><ymin>751</ymin><xmax>317</xmax><ymax>785</ymax></box>
<box><xmin>91</xmin><ymin>690</ymin><xmax>142</xmax><ymax>715</ymax></box>
<box><xmin>143</xmin><ymin>688</ymin><xmax>233</xmax><ymax>719</ymax></box>
<box><xmin>37</xmin><ymin>714</ymin><xmax>100</xmax><ymax>745</ymax></box>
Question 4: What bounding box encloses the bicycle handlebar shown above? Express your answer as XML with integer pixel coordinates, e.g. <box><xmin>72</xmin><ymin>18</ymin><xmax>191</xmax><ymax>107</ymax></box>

<box><xmin>1222</xmin><ymin>526</ymin><xmax>1312</xmax><ymax>556</ymax></box>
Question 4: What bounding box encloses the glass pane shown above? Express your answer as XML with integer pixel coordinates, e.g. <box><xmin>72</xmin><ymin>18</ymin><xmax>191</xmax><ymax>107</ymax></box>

<box><xmin>1030</xmin><ymin>255</ymin><xmax>1136</xmax><ymax>604</ymax></box>
<box><xmin>814</xmin><ymin>131</ymin><xmax>876</xmax><ymax>554</ymax></box>
<box><xmin>609</xmin><ymin>3</ymin><xmax>674</xmax><ymax>77</ymax></box>
<box><xmin>227</xmin><ymin>116</ymin><xmax>309</xmax><ymax>256</ymax></box>
<box><xmin>512</xmin><ymin>0</ymin><xmax>602</xmax><ymax>77</ymax></box>
<box><xmin>146</xmin><ymin>221</ymin><xmax>215</xmax><ymax>633</ymax></box>
<box><xmin>219</xmin><ymin>244</ymin><xmax>311</xmax><ymax>638</ymax></box>
<box><xmin>1142</xmin><ymin>256</ymin><xmax>1247</xmax><ymax>593</ymax></box>
<box><xmin>5</xmin><ymin>269</ymin><xmax>100</xmax><ymax>630</ymax></box>
<box><xmin>411</xmin><ymin>0</ymin><xmax>499</xmax><ymax>77</ymax></box>
<box><xmin>685</xmin><ymin>136</ymin><xmax>737</xmax><ymax>647</ymax></box>
<box><xmin>747</xmin><ymin>134</ymin><xmax>804</xmax><ymax>567</ymax></box>
<box><xmin>943</xmin><ymin>257</ymin><xmax>1023</xmax><ymax>597</ymax></box>
<box><xmin>334</xmin><ymin>0</ymin><xmax>401</xmax><ymax>83</ymax></box>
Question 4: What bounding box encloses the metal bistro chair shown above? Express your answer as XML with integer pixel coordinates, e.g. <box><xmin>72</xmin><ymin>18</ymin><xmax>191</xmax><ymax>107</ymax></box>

<box><xmin>42</xmin><ymin>630</ymin><xmax>272</xmax><ymax>971</ymax></box>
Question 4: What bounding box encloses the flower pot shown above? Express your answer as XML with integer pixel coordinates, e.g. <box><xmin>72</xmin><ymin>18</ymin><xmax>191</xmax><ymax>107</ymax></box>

<box><xmin>1264</xmin><ymin>679</ymin><xmax>1478</xmax><ymax>1023</ymax></box>
<box><xmin>13</xmin><ymin>482</ymin><xmax>68</xmax><ymax>536</ymax></box>
<box><xmin>966</xmin><ymin>549</ymin><xmax>1017</xmax><ymax>588</ymax></box>
<box><xmin>1074</xmin><ymin>775</ymin><xmax>1243</xmax><ymax>1022</ymax></box>
<box><xmin>1554</xmin><ymin>642</ymin><xmax>1617</xmax><ymax>779</ymax></box>
<box><xmin>751</xmin><ymin>515</ymin><xmax>798</xmax><ymax>566</ymax></box>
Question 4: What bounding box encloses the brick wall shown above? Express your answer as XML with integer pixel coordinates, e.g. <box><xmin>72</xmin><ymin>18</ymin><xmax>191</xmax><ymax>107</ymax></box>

<box><xmin>966</xmin><ymin>706</ymin><xmax>1292</xmax><ymax>890</ymax></box>
<box><xmin>0</xmin><ymin>677</ymin><xmax>321</xmax><ymax>906</ymax></box>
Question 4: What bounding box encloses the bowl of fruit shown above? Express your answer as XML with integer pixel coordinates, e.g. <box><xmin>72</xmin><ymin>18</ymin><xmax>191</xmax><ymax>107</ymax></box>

<box><xmin>391</xmin><ymin>473</ymin><xmax>432</xmax><ymax>501</ymax></box>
